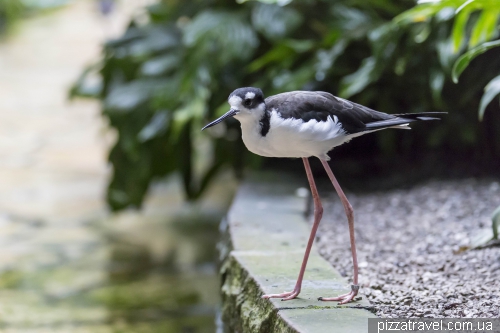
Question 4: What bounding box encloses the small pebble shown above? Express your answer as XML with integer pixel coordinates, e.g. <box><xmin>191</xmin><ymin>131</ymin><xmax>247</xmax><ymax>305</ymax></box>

<box><xmin>315</xmin><ymin>179</ymin><xmax>500</xmax><ymax>318</ymax></box>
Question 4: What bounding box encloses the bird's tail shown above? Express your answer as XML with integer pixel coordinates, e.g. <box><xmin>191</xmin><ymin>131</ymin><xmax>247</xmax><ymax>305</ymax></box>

<box><xmin>364</xmin><ymin>112</ymin><xmax>446</xmax><ymax>131</ymax></box>
<box><xmin>393</xmin><ymin>112</ymin><xmax>447</xmax><ymax>121</ymax></box>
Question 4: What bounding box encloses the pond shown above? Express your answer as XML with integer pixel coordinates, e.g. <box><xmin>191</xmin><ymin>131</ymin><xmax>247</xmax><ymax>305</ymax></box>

<box><xmin>0</xmin><ymin>175</ymin><xmax>236</xmax><ymax>333</ymax></box>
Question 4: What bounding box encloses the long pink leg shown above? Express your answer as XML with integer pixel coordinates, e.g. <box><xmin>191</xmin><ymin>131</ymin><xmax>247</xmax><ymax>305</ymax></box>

<box><xmin>318</xmin><ymin>159</ymin><xmax>359</xmax><ymax>304</ymax></box>
<box><xmin>262</xmin><ymin>157</ymin><xmax>324</xmax><ymax>301</ymax></box>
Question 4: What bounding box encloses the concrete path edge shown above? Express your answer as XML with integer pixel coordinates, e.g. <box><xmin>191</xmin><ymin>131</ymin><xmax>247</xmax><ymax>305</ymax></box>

<box><xmin>219</xmin><ymin>172</ymin><xmax>376</xmax><ymax>333</ymax></box>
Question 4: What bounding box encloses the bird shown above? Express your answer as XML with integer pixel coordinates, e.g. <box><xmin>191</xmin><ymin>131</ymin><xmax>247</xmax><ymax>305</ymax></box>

<box><xmin>202</xmin><ymin>87</ymin><xmax>446</xmax><ymax>304</ymax></box>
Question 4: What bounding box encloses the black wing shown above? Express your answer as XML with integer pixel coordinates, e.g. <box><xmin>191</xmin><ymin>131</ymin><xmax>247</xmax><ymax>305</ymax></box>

<box><xmin>265</xmin><ymin>91</ymin><xmax>445</xmax><ymax>134</ymax></box>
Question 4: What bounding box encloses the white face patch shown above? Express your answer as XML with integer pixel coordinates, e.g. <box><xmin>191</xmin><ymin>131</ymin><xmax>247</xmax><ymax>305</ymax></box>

<box><xmin>228</xmin><ymin>95</ymin><xmax>242</xmax><ymax>110</ymax></box>
<box><xmin>228</xmin><ymin>92</ymin><xmax>264</xmax><ymax>123</ymax></box>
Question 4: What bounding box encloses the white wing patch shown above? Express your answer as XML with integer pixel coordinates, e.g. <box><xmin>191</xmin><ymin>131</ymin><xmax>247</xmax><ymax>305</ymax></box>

<box><xmin>261</xmin><ymin>110</ymin><xmax>348</xmax><ymax>159</ymax></box>
<box><xmin>270</xmin><ymin>110</ymin><xmax>345</xmax><ymax>142</ymax></box>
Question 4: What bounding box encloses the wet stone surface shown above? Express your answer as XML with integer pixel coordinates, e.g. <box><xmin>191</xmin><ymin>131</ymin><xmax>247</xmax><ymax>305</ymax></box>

<box><xmin>314</xmin><ymin>179</ymin><xmax>500</xmax><ymax>318</ymax></box>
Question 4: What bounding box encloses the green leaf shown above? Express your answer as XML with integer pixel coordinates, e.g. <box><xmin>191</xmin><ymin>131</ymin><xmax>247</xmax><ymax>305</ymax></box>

<box><xmin>452</xmin><ymin>39</ymin><xmax>500</xmax><ymax>83</ymax></box>
<box><xmin>435</xmin><ymin>6</ymin><xmax>456</xmax><ymax>21</ymax></box>
<box><xmin>104</xmin><ymin>27</ymin><xmax>143</xmax><ymax>48</ymax></box>
<box><xmin>105</xmin><ymin>84</ymin><xmax>149</xmax><ymax>113</ymax></box>
<box><xmin>414</xmin><ymin>21</ymin><xmax>432</xmax><ymax>43</ymax></box>
<box><xmin>436</xmin><ymin>38</ymin><xmax>455</xmax><ymax>70</ymax></box>
<box><xmin>470</xmin><ymin>228</ymin><xmax>495</xmax><ymax>248</ymax></box>
<box><xmin>492</xmin><ymin>205</ymin><xmax>500</xmax><ymax>239</ymax></box>
<box><xmin>315</xmin><ymin>39</ymin><xmax>347</xmax><ymax>81</ymax></box>
<box><xmin>105</xmin><ymin>80</ymin><xmax>163</xmax><ymax>113</ymax></box>
<box><xmin>283</xmin><ymin>39</ymin><xmax>314</xmax><ymax>53</ymax></box>
<box><xmin>471</xmin><ymin>204</ymin><xmax>500</xmax><ymax>248</ymax></box>
<box><xmin>394</xmin><ymin>3</ymin><xmax>449</xmax><ymax>25</ymax></box>
<box><xmin>252</xmin><ymin>3</ymin><xmax>302</xmax><ymax>40</ymax></box>
<box><xmin>138</xmin><ymin>112</ymin><xmax>170</xmax><ymax>142</ymax></box>
<box><xmin>368</xmin><ymin>23</ymin><xmax>399</xmax><ymax>59</ymax></box>
<box><xmin>126</xmin><ymin>26</ymin><xmax>179</xmax><ymax>59</ymax></box>
<box><xmin>141</xmin><ymin>54</ymin><xmax>180</xmax><ymax>77</ymax></box>
<box><xmin>455</xmin><ymin>0</ymin><xmax>475</xmax><ymax>14</ymax></box>
<box><xmin>247</xmin><ymin>39</ymin><xmax>312</xmax><ymax>72</ymax></box>
<box><xmin>248</xmin><ymin>43</ymin><xmax>293</xmax><ymax>72</ymax></box>
<box><xmin>469</xmin><ymin>9</ymin><xmax>500</xmax><ymax>49</ymax></box>
<box><xmin>339</xmin><ymin>57</ymin><xmax>378</xmax><ymax>98</ymax></box>
<box><xmin>171</xmin><ymin>88</ymin><xmax>209</xmax><ymax>140</ymax></box>
<box><xmin>272</xmin><ymin>65</ymin><xmax>314</xmax><ymax>91</ymax></box>
<box><xmin>430</xmin><ymin>70</ymin><xmax>445</xmax><ymax>104</ymax></box>
<box><xmin>451</xmin><ymin>8</ymin><xmax>471</xmax><ymax>52</ymax></box>
<box><xmin>69</xmin><ymin>62</ymin><xmax>102</xmax><ymax>99</ymax></box>
<box><xmin>394</xmin><ymin>57</ymin><xmax>407</xmax><ymax>75</ymax></box>
<box><xmin>478</xmin><ymin>75</ymin><xmax>500</xmax><ymax>120</ymax></box>
<box><xmin>332</xmin><ymin>4</ymin><xmax>374</xmax><ymax>39</ymax></box>
<box><xmin>183</xmin><ymin>10</ymin><xmax>258</xmax><ymax>62</ymax></box>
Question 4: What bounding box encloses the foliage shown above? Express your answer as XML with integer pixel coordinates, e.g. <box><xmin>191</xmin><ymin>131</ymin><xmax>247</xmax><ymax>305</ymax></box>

<box><xmin>471</xmin><ymin>205</ymin><xmax>500</xmax><ymax>248</ymax></box>
<box><xmin>394</xmin><ymin>0</ymin><xmax>500</xmax><ymax>120</ymax></box>
<box><xmin>72</xmin><ymin>0</ymin><xmax>258</xmax><ymax>209</ymax></box>
<box><xmin>72</xmin><ymin>0</ymin><xmax>500</xmax><ymax>211</ymax></box>
<box><xmin>493</xmin><ymin>205</ymin><xmax>500</xmax><ymax>240</ymax></box>
<box><xmin>394</xmin><ymin>0</ymin><xmax>500</xmax><ymax>248</ymax></box>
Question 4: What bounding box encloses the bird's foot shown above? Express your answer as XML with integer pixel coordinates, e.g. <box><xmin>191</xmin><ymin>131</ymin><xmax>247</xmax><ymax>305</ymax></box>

<box><xmin>318</xmin><ymin>284</ymin><xmax>359</xmax><ymax>305</ymax></box>
<box><xmin>262</xmin><ymin>288</ymin><xmax>300</xmax><ymax>301</ymax></box>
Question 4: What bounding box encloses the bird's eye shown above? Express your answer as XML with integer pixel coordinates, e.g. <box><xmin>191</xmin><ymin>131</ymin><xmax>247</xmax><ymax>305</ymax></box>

<box><xmin>244</xmin><ymin>98</ymin><xmax>252</xmax><ymax>107</ymax></box>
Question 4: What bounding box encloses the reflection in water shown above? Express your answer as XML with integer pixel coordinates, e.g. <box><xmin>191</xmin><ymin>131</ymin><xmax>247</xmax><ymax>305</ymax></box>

<box><xmin>0</xmin><ymin>175</ymin><xmax>235</xmax><ymax>333</ymax></box>
<box><xmin>98</xmin><ymin>214</ymin><xmax>221</xmax><ymax>332</ymax></box>
<box><xmin>0</xmin><ymin>1</ymin><xmax>235</xmax><ymax>331</ymax></box>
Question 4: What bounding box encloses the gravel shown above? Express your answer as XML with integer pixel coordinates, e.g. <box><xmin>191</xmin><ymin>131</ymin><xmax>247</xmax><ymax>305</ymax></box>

<box><xmin>313</xmin><ymin>179</ymin><xmax>500</xmax><ymax>318</ymax></box>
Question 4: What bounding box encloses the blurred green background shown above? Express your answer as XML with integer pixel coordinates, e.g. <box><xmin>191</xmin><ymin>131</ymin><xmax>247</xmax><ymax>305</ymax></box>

<box><xmin>1</xmin><ymin>0</ymin><xmax>499</xmax><ymax>332</ymax></box>
<box><xmin>71</xmin><ymin>0</ymin><xmax>500</xmax><ymax>210</ymax></box>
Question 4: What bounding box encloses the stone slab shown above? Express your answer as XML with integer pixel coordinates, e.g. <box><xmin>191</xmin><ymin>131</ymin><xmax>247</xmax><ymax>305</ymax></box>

<box><xmin>280</xmin><ymin>308</ymin><xmax>372</xmax><ymax>333</ymax></box>
<box><xmin>221</xmin><ymin>173</ymin><xmax>376</xmax><ymax>332</ymax></box>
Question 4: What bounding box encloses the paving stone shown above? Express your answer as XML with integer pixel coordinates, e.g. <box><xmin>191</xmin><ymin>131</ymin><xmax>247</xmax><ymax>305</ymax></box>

<box><xmin>221</xmin><ymin>174</ymin><xmax>376</xmax><ymax>332</ymax></box>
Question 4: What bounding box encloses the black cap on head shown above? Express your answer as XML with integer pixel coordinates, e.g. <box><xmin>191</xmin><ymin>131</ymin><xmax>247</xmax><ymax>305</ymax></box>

<box><xmin>228</xmin><ymin>87</ymin><xmax>264</xmax><ymax>102</ymax></box>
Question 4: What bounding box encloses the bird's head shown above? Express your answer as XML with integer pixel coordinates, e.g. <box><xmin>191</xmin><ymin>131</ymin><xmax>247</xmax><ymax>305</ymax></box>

<box><xmin>202</xmin><ymin>87</ymin><xmax>265</xmax><ymax>130</ymax></box>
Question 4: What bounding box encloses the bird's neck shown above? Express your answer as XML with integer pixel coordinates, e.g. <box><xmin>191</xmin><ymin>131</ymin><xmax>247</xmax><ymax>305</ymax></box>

<box><xmin>236</xmin><ymin>115</ymin><xmax>267</xmax><ymax>145</ymax></box>
<box><xmin>234</xmin><ymin>103</ymin><xmax>268</xmax><ymax>137</ymax></box>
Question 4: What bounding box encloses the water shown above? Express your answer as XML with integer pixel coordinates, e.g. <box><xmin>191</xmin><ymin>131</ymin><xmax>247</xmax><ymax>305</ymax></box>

<box><xmin>0</xmin><ymin>2</ymin><xmax>235</xmax><ymax>331</ymax></box>
<box><xmin>0</xmin><ymin>176</ymin><xmax>236</xmax><ymax>332</ymax></box>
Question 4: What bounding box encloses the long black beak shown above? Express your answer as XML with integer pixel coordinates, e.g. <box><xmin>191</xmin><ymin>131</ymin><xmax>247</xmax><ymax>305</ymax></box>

<box><xmin>201</xmin><ymin>109</ymin><xmax>238</xmax><ymax>130</ymax></box>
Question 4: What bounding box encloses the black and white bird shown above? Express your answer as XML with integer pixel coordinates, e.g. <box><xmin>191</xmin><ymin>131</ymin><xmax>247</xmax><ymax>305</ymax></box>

<box><xmin>202</xmin><ymin>87</ymin><xmax>445</xmax><ymax>304</ymax></box>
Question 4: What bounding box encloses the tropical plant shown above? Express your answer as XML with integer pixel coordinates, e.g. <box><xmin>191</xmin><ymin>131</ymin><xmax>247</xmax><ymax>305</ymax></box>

<box><xmin>72</xmin><ymin>0</ymin><xmax>500</xmax><ymax>211</ymax></box>
<box><xmin>397</xmin><ymin>0</ymin><xmax>500</xmax><ymax>248</ymax></box>
<box><xmin>394</xmin><ymin>0</ymin><xmax>500</xmax><ymax>247</ymax></box>
<box><xmin>395</xmin><ymin>0</ymin><xmax>500</xmax><ymax>120</ymax></box>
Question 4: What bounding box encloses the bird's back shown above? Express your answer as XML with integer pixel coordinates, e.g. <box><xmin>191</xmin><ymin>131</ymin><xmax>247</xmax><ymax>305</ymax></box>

<box><xmin>265</xmin><ymin>91</ymin><xmax>395</xmax><ymax>135</ymax></box>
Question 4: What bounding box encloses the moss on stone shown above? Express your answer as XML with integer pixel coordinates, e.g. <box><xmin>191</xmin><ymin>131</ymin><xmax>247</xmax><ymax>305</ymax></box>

<box><xmin>219</xmin><ymin>175</ymin><xmax>377</xmax><ymax>332</ymax></box>
<box><xmin>220</xmin><ymin>254</ymin><xmax>298</xmax><ymax>333</ymax></box>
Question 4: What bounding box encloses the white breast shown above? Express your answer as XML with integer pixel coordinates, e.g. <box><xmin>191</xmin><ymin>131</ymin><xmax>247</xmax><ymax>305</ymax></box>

<box><xmin>239</xmin><ymin>110</ymin><xmax>351</xmax><ymax>161</ymax></box>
